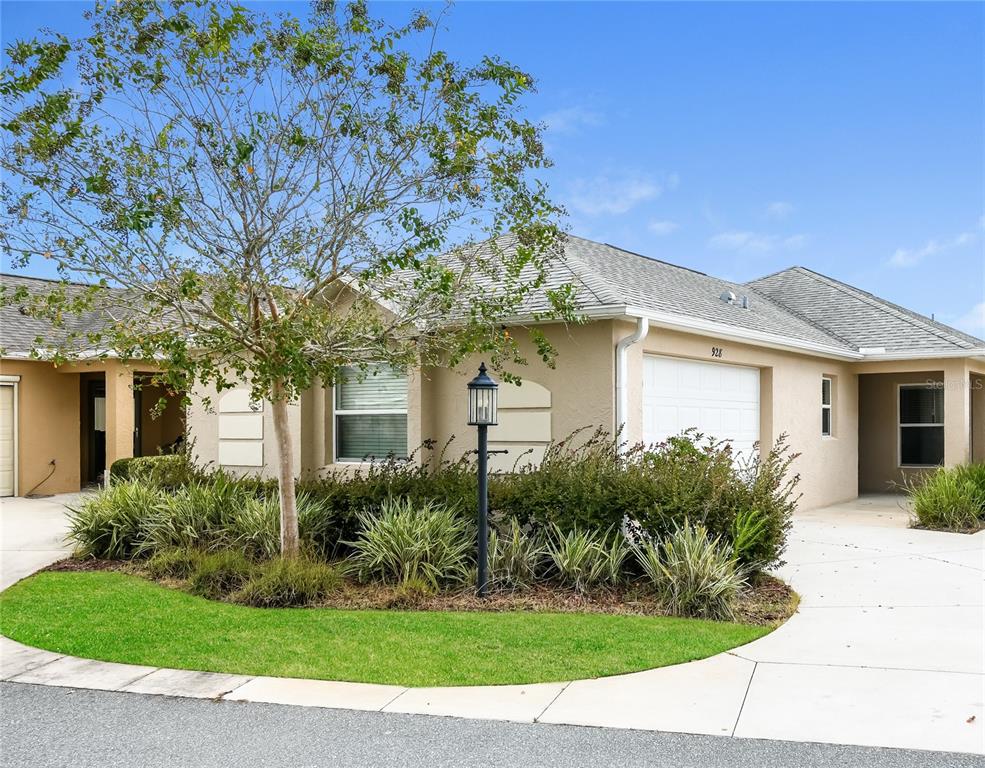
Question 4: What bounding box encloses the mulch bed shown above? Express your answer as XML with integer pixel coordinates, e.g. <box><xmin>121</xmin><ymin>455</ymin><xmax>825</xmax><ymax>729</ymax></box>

<box><xmin>42</xmin><ymin>557</ymin><xmax>798</xmax><ymax>627</ymax></box>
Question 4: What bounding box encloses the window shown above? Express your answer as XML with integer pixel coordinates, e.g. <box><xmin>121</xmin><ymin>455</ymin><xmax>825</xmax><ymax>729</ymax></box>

<box><xmin>821</xmin><ymin>377</ymin><xmax>833</xmax><ymax>436</ymax></box>
<box><xmin>334</xmin><ymin>365</ymin><xmax>408</xmax><ymax>462</ymax></box>
<box><xmin>899</xmin><ymin>385</ymin><xmax>944</xmax><ymax>467</ymax></box>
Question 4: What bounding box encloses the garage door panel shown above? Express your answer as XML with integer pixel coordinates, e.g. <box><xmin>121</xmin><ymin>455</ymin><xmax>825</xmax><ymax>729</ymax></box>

<box><xmin>0</xmin><ymin>385</ymin><xmax>14</xmax><ymax>496</ymax></box>
<box><xmin>643</xmin><ymin>356</ymin><xmax>759</xmax><ymax>460</ymax></box>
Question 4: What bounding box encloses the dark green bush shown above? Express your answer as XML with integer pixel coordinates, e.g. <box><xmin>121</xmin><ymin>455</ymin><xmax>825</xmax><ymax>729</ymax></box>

<box><xmin>491</xmin><ymin>429</ymin><xmax>799</xmax><ymax>571</ymax></box>
<box><xmin>188</xmin><ymin>550</ymin><xmax>256</xmax><ymax>600</ymax></box>
<box><xmin>111</xmin><ymin>453</ymin><xmax>195</xmax><ymax>489</ymax></box>
<box><xmin>231</xmin><ymin>557</ymin><xmax>343</xmax><ymax>607</ymax></box>
<box><xmin>908</xmin><ymin>464</ymin><xmax>985</xmax><ymax>532</ymax></box>
<box><xmin>145</xmin><ymin>548</ymin><xmax>202</xmax><ymax>580</ymax></box>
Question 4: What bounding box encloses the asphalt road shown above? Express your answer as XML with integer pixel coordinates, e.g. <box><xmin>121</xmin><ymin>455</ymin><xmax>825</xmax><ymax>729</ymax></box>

<box><xmin>2</xmin><ymin>682</ymin><xmax>981</xmax><ymax>768</ymax></box>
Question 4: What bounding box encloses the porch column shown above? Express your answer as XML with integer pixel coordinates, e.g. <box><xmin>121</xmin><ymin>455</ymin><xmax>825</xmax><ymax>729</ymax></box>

<box><xmin>104</xmin><ymin>361</ymin><xmax>135</xmax><ymax>474</ymax></box>
<box><xmin>943</xmin><ymin>360</ymin><xmax>971</xmax><ymax>467</ymax></box>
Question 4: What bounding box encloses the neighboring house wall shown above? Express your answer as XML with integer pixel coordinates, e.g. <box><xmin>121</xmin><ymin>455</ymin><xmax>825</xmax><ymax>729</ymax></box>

<box><xmin>628</xmin><ymin>322</ymin><xmax>860</xmax><ymax>511</ymax></box>
<box><xmin>0</xmin><ymin>358</ymin><xmax>81</xmax><ymax>495</ymax></box>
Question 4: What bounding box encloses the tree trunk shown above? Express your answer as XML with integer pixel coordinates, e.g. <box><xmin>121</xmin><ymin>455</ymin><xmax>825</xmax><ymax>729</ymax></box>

<box><xmin>271</xmin><ymin>379</ymin><xmax>299</xmax><ymax>558</ymax></box>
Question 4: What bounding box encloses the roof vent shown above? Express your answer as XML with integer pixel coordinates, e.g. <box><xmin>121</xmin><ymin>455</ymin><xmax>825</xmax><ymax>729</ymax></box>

<box><xmin>720</xmin><ymin>291</ymin><xmax>737</xmax><ymax>305</ymax></box>
<box><xmin>740</xmin><ymin>295</ymin><xmax>750</xmax><ymax>310</ymax></box>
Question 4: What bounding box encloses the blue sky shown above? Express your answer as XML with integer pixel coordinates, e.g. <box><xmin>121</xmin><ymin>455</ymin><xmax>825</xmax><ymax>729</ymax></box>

<box><xmin>3</xmin><ymin>1</ymin><xmax>983</xmax><ymax>336</ymax></box>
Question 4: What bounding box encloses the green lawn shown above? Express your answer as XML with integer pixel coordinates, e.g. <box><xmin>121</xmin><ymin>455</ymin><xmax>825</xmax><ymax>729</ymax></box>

<box><xmin>0</xmin><ymin>571</ymin><xmax>769</xmax><ymax>687</ymax></box>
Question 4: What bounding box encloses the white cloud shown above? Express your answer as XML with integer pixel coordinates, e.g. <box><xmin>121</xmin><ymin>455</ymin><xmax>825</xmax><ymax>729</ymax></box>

<box><xmin>567</xmin><ymin>175</ymin><xmax>661</xmax><ymax>216</ymax></box>
<box><xmin>954</xmin><ymin>302</ymin><xmax>985</xmax><ymax>336</ymax></box>
<box><xmin>889</xmin><ymin>231</ymin><xmax>976</xmax><ymax>268</ymax></box>
<box><xmin>765</xmin><ymin>201</ymin><xmax>794</xmax><ymax>220</ymax></box>
<box><xmin>707</xmin><ymin>230</ymin><xmax>807</xmax><ymax>253</ymax></box>
<box><xmin>541</xmin><ymin>106</ymin><xmax>604</xmax><ymax>134</ymax></box>
<box><xmin>648</xmin><ymin>219</ymin><xmax>679</xmax><ymax>236</ymax></box>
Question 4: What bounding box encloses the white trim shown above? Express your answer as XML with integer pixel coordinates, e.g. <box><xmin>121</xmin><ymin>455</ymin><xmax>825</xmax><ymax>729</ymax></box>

<box><xmin>821</xmin><ymin>376</ymin><xmax>833</xmax><ymax>437</ymax></box>
<box><xmin>897</xmin><ymin>383</ymin><xmax>945</xmax><ymax>468</ymax></box>
<box><xmin>332</xmin><ymin>367</ymin><xmax>409</xmax><ymax>464</ymax></box>
<box><xmin>0</xmin><ymin>380</ymin><xmax>19</xmax><ymax>496</ymax></box>
<box><xmin>0</xmin><ymin>374</ymin><xmax>22</xmax><ymax>383</ymax></box>
<box><xmin>614</xmin><ymin>316</ymin><xmax>648</xmax><ymax>449</ymax></box>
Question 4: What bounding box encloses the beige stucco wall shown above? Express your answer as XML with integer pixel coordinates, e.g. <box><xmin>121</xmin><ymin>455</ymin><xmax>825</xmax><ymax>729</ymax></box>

<box><xmin>186</xmin><ymin>381</ymin><xmax>301</xmax><ymax>480</ymax></box>
<box><xmin>0</xmin><ymin>358</ymin><xmax>81</xmax><ymax>495</ymax></box>
<box><xmin>419</xmin><ymin>320</ymin><xmax>616</xmax><ymax>470</ymax></box>
<box><xmin>630</xmin><ymin>323</ymin><xmax>860</xmax><ymax>511</ymax></box>
<box><xmin>858</xmin><ymin>370</ymin><xmax>943</xmax><ymax>493</ymax></box>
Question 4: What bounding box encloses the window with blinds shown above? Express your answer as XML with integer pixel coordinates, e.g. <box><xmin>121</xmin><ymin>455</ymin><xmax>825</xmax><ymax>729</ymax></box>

<box><xmin>899</xmin><ymin>385</ymin><xmax>944</xmax><ymax>467</ymax></box>
<box><xmin>334</xmin><ymin>365</ymin><xmax>408</xmax><ymax>461</ymax></box>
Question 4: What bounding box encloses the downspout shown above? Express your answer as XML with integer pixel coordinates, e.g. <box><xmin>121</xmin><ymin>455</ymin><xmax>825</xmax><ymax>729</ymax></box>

<box><xmin>615</xmin><ymin>316</ymin><xmax>649</xmax><ymax>451</ymax></box>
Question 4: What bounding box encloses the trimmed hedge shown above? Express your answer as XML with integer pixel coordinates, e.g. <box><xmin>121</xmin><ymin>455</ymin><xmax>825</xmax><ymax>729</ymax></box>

<box><xmin>110</xmin><ymin>454</ymin><xmax>195</xmax><ymax>489</ymax></box>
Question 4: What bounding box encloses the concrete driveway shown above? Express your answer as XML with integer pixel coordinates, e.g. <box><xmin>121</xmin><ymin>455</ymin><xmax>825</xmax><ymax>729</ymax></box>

<box><xmin>1</xmin><ymin>493</ymin><xmax>983</xmax><ymax>754</ymax></box>
<box><xmin>0</xmin><ymin>494</ymin><xmax>78</xmax><ymax>590</ymax></box>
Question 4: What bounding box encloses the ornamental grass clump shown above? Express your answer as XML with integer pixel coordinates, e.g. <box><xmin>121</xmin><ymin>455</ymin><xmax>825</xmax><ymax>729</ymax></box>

<box><xmin>345</xmin><ymin>497</ymin><xmax>474</xmax><ymax>589</ymax></box>
<box><xmin>907</xmin><ymin>464</ymin><xmax>985</xmax><ymax>532</ymax></box>
<box><xmin>488</xmin><ymin>517</ymin><xmax>545</xmax><ymax>590</ymax></box>
<box><xmin>188</xmin><ymin>550</ymin><xmax>256</xmax><ymax>600</ymax></box>
<box><xmin>637</xmin><ymin>520</ymin><xmax>745</xmax><ymax>621</ymax></box>
<box><xmin>144</xmin><ymin>547</ymin><xmax>203</xmax><ymax>580</ymax></box>
<box><xmin>232</xmin><ymin>557</ymin><xmax>343</xmax><ymax>608</ymax></box>
<box><xmin>544</xmin><ymin>524</ymin><xmax>618</xmax><ymax>593</ymax></box>
<box><xmin>67</xmin><ymin>481</ymin><xmax>163</xmax><ymax>559</ymax></box>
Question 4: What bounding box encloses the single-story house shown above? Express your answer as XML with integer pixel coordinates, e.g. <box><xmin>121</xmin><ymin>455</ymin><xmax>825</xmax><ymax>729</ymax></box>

<box><xmin>3</xmin><ymin>235</ymin><xmax>984</xmax><ymax>510</ymax></box>
<box><xmin>0</xmin><ymin>274</ymin><xmax>184</xmax><ymax>496</ymax></box>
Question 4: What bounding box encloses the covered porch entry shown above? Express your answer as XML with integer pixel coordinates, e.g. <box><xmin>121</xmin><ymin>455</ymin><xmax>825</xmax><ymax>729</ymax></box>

<box><xmin>60</xmin><ymin>361</ymin><xmax>185</xmax><ymax>487</ymax></box>
<box><xmin>857</xmin><ymin>359</ymin><xmax>985</xmax><ymax>494</ymax></box>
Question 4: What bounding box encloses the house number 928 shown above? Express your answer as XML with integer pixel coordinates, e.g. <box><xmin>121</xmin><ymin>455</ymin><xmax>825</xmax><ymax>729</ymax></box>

<box><xmin>711</xmin><ymin>346</ymin><xmax>723</xmax><ymax>358</ymax></box>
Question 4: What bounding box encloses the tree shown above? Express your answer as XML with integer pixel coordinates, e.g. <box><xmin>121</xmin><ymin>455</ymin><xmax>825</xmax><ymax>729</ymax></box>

<box><xmin>1</xmin><ymin>0</ymin><xmax>575</xmax><ymax>556</ymax></box>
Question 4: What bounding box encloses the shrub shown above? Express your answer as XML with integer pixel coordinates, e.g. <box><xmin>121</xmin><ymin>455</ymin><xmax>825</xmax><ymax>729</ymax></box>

<box><xmin>345</xmin><ymin>497</ymin><xmax>474</xmax><ymax>588</ymax></box>
<box><xmin>490</xmin><ymin>429</ymin><xmax>798</xmax><ymax>572</ymax></box>
<box><xmin>488</xmin><ymin>517</ymin><xmax>544</xmax><ymax>590</ymax></box>
<box><xmin>145</xmin><ymin>548</ymin><xmax>202</xmax><ymax>580</ymax></box>
<box><xmin>232</xmin><ymin>557</ymin><xmax>342</xmax><ymax>607</ymax></box>
<box><xmin>110</xmin><ymin>454</ymin><xmax>195</xmax><ymax>488</ymax></box>
<box><xmin>730</xmin><ymin>508</ymin><xmax>770</xmax><ymax>571</ymax></box>
<box><xmin>188</xmin><ymin>550</ymin><xmax>256</xmax><ymax>600</ymax></box>
<box><xmin>137</xmin><ymin>476</ymin><xmax>246</xmax><ymax>555</ymax></box>
<box><xmin>67</xmin><ymin>482</ymin><xmax>163</xmax><ymax>559</ymax></box>
<box><xmin>637</xmin><ymin>521</ymin><xmax>745</xmax><ymax>621</ymax></box>
<box><xmin>908</xmin><ymin>464</ymin><xmax>985</xmax><ymax>532</ymax></box>
<box><xmin>544</xmin><ymin>525</ymin><xmax>612</xmax><ymax>593</ymax></box>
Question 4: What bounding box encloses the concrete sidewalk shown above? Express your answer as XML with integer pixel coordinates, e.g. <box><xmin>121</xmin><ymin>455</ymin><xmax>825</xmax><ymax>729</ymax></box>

<box><xmin>0</xmin><ymin>494</ymin><xmax>78</xmax><ymax>590</ymax></box>
<box><xmin>1</xmin><ymin>493</ymin><xmax>983</xmax><ymax>754</ymax></box>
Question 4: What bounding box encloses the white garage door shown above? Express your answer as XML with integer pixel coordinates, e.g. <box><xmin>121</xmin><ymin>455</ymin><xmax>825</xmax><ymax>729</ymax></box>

<box><xmin>643</xmin><ymin>355</ymin><xmax>760</xmax><ymax>460</ymax></box>
<box><xmin>0</xmin><ymin>384</ymin><xmax>15</xmax><ymax>496</ymax></box>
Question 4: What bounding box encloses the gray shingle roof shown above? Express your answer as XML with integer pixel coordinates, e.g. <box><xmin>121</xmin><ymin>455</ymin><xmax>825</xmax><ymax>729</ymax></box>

<box><xmin>4</xmin><ymin>242</ymin><xmax>982</xmax><ymax>361</ymax></box>
<box><xmin>747</xmin><ymin>266</ymin><xmax>985</xmax><ymax>355</ymax></box>
<box><xmin>558</xmin><ymin>236</ymin><xmax>856</xmax><ymax>352</ymax></box>
<box><xmin>0</xmin><ymin>273</ymin><xmax>123</xmax><ymax>357</ymax></box>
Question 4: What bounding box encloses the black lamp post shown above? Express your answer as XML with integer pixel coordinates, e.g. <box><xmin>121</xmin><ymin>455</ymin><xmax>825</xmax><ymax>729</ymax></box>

<box><xmin>467</xmin><ymin>362</ymin><xmax>498</xmax><ymax>597</ymax></box>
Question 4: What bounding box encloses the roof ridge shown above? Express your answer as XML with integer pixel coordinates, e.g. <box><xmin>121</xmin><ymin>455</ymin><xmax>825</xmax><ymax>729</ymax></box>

<box><xmin>742</xmin><ymin>281</ymin><xmax>859</xmax><ymax>351</ymax></box>
<box><xmin>786</xmin><ymin>266</ymin><xmax>981</xmax><ymax>349</ymax></box>
<box><xmin>0</xmin><ymin>272</ymin><xmax>106</xmax><ymax>289</ymax></box>
<box><xmin>560</xmin><ymin>236</ymin><xmax>629</xmax><ymax>306</ymax></box>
